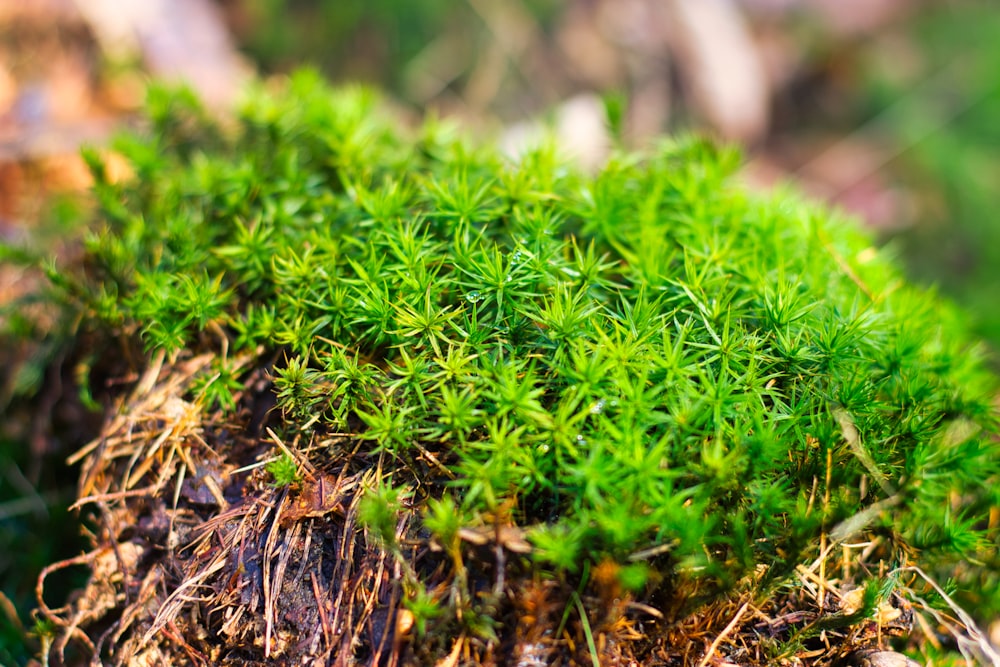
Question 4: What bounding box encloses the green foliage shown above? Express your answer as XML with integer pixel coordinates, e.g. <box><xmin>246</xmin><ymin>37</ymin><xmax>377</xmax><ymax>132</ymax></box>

<box><xmin>52</xmin><ymin>71</ymin><xmax>999</xmax><ymax>616</ymax></box>
<box><xmin>402</xmin><ymin>583</ymin><xmax>443</xmax><ymax>638</ymax></box>
<box><xmin>190</xmin><ymin>357</ymin><xmax>244</xmax><ymax>412</ymax></box>
<box><xmin>358</xmin><ymin>481</ymin><xmax>407</xmax><ymax>551</ymax></box>
<box><xmin>265</xmin><ymin>453</ymin><xmax>301</xmax><ymax>488</ymax></box>
<box><xmin>423</xmin><ymin>495</ymin><xmax>462</xmax><ymax>553</ymax></box>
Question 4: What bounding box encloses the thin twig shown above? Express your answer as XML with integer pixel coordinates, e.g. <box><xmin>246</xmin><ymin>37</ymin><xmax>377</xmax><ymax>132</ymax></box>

<box><xmin>697</xmin><ymin>601</ymin><xmax>750</xmax><ymax>667</ymax></box>
<box><xmin>896</xmin><ymin>566</ymin><xmax>1000</xmax><ymax>666</ymax></box>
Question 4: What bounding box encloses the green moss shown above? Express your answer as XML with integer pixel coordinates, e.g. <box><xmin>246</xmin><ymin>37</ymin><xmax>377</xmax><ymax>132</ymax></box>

<box><xmin>265</xmin><ymin>452</ymin><xmax>301</xmax><ymax>487</ymax></box>
<box><xmin>53</xmin><ymin>70</ymin><xmax>999</xmax><ymax>627</ymax></box>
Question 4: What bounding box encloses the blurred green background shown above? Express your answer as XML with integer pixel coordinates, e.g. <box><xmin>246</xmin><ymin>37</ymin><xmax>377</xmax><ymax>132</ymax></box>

<box><xmin>865</xmin><ymin>3</ymin><xmax>1000</xmax><ymax>348</ymax></box>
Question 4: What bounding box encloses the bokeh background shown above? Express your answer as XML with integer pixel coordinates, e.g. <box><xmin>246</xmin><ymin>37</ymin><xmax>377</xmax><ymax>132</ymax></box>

<box><xmin>2</xmin><ymin>0</ymin><xmax>998</xmax><ymax>662</ymax></box>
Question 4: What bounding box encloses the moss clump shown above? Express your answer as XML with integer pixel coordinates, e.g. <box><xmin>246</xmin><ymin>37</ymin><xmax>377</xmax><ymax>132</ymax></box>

<box><xmin>31</xmin><ymin>70</ymin><xmax>999</xmax><ymax>665</ymax></box>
